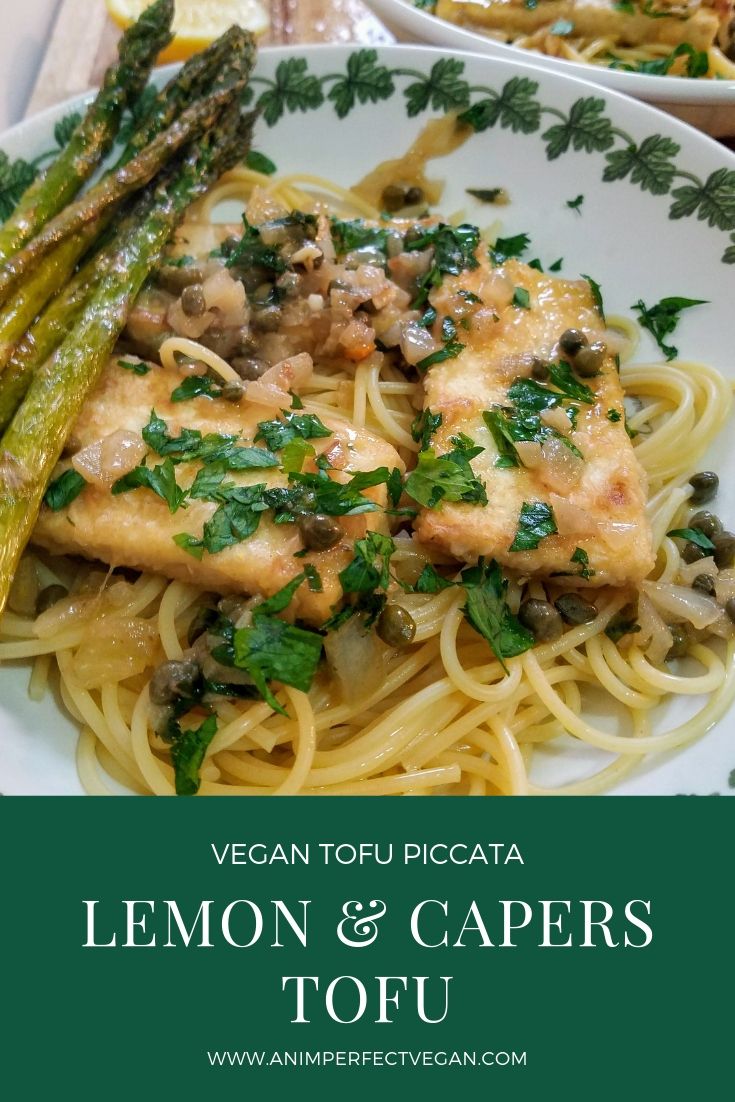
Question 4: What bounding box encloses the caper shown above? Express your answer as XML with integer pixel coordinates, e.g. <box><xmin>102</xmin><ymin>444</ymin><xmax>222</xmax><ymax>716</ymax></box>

<box><xmin>219</xmin><ymin>235</ymin><xmax>241</xmax><ymax>258</ymax></box>
<box><xmin>181</xmin><ymin>284</ymin><xmax>206</xmax><ymax>317</ymax></box>
<box><xmin>156</xmin><ymin>264</ymin><xmax>204</xmax><ymax>294</ymax></box>
<box><xmin>689</xmin><ymin>510</ymin><xmax>722</xmax><ymax>540</ymax></box>
<box><xmin>376</xmin><ymin>603</ymin><xmax>416</xmax><ymax>647</ymax></box>
<box><xmin>666</xmin><ymin>623</ymin><xmax>689</xmax><ymax>661</ymax></box>
<box><xmin>405</xmin><ymin>185</ymin><xmax>425</xmax><ymax>206</ymax></box>
<box><xmin>220</xmin><ymin>382</ymin><xmax>244</xmax><ymax>403</ymax></box>
<box><xmin>689</xmin><ymin>471</ymin><xmax>719</xmax><ymax>505</ymax></box>
<box><xmin>713</xmin><ymin>531</ymin><xmax>735</xmax><ymax>569</ymax></box>
<box><xmin>297</xmin><ymin>513</ymin><xmax>343</xmax><ymax>552</ymax></box>
<box><xmin>187</xmin><ymin>607</ymin><xmax>217</xmax><ymax>648</ymax></box>
<box><xmin>251</xmin><ymin>304</ymin><xmax>282</xmax><ymax>332</ymax></box>
<box><xmin>682</xmin><ymin>541</ymin><xmax>707</xmax><ymax>564</ymax></box>
<box><xmin>531</xmin><ymin>357</ymin><xmax>550</xmax><ymax>381</ymax></box>
<box><xmin>558</xmin><ymin>328</ymin><xmax>588</xmax><ymax>357</ymax></box>
<box><xmin>554</xmin><ymin>592</ymin><xmax>598</xmax><ymax>625</ymax></box>
<box><xmin>231</xmin><ymin>357</ymin><xmax>268</xmax><ymax>381</ymax></box>
<box><xmin>381</xmin><ymin>184</ymin><xmax>408</xmax><ymax>212</ymax></box>
<box><xmin>149</xmin><ymin>659</ymin><xmax>201</xmax><ymax>706</ymax></box>
<box><xmin>573</xmin><ymin>340</ymin><xmax>606</xmax><ymax>378</ymax></box>
<box><xmin>692</xmin><ymin>573</ymin><xmax>717</xmax><ymax>597</ymax></box>
<box><xmin>518</xmin><ymin>598</ymin><xmax>563</xmax><ymax>642</ymax></box>
<box><xmin>36</xmin><ymin>583</ymin><xmax>68</xmax><ymax>615</ymax></box>
<box><xmin>726</xmin><ymin>598</ymin><xmax>735</xmax><ymax>624</ymax></box>
<box><xmin>199</xmin><ymin>327</ymin><xmax>241</xmax><ymax>358</ymax></box>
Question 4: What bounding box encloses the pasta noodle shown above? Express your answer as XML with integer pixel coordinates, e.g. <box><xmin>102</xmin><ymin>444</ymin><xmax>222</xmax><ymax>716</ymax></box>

<box><xmin>2</xmin><ymin>166</ymin><xmax>733</xmax><ymax>797</ymax></box>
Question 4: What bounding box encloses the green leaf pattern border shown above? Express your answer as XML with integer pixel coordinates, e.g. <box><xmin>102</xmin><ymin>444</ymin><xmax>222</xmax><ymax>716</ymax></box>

<box><xmin>238</xmin><ymin>50</ymin><xmax>735</xmax><ymax>266</ymax></box>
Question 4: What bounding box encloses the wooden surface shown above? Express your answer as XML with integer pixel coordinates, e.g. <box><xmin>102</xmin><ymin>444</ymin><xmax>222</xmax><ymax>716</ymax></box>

<box><xmin>26</xmin><ymin>0</ymin><xmax>394</xmax><ymax>116</ymax></box>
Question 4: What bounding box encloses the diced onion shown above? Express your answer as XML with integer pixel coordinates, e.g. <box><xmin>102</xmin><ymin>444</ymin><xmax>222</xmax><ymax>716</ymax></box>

<box><xmin>643</xmin><ymin>581</ymin><xmax>721</xmax><ymax>629</ymax></box>
<box><xmin>539</xmin><ymin>435</ymin><xmax>583</xmax><ymax>492</ymax></box>
<box><xmin>202</xmin><ymin>267</ymin><xmax>248</xmax><ymax>327</ymax></box>
<box><xmin>246</xmin><ymin>353</ymin><xmax>314</xmax><ymax>409</ymax></box>
<box><xmin>540</xmin><ymin>406</ymin><xmax>572</xmax><ymax>435</ymax></box>
<box><xmin>549</xmin><ymin>494</ymin><xmax>593</xmax><ymax>536</ymax></box>
<box><xmin>399</xmin><ymin>321</ymin><xmax>439</xmax><ymax>366</ymax></box>
<box><xmin>515</xmin><ymin>440</ymin><xmax>542</xmax><ymax>468</ymax></box>
<box><xmin>637</xmin><ymin>592</ymin><xmax>674</xmax><ymax>667</ymax></box>
<box><xmin>72</xmin><ymin>430</ymin><xmax>146</xmax><ymax>487</ymax></box>
<box><xmin>324</xmin><ymin>615</ymin><xmax>388</xmax><ymax>703</ymax></box>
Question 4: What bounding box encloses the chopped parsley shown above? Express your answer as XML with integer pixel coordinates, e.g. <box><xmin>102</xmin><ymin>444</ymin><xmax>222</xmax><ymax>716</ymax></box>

<box><xmin>666</xmin><ymin>527</ymin><xmax>716</xmax><ymax>551</ymax></box>
<box><xmin>465</xmin><ymin>187</ymin><xmax>509</xmax><ymax>204</ymax></box>
<box><xmin>631</xmin><ymin>295</ymin><xmax>707</xmax><ymax>361</ymax></box>
<box><xmin>170</xmin><ymin>375</ymin><xmax>222</xmax><ymax>402</ymax></box>
<box><xmin>339</xmin><ymin>531</ymin><xmax>395</xmax><ymax>594</ymax></box>
<box><xmin>254</xmin><ymin>410</ymin><xmax>333</xmax><ymax>451</ymax></box>
<box><xmin>547</xmin><ymin>361</ymin><xmax>595</xmax><ymax>404</ymax></box>
<box><xmin>405</xmin><ymin>438</ymin><xmax>487</xmax><ymax>509</ymax></box>
<box><xmin>229</xmin><ymin>574</ymin><xmax>325</xmax><ymax>715</ymax></box>
<box><xmin>142</xmin><ymin>412</ymin><xmax>279</xmax><ymax>471</ymax></box>
<box><xmin>245</xmin><ymin>150</ymin><xmax>277</xmax><ymax>176</ymax></box>
<box><xmin>112</xmin><ymin>458</ymin><xmax>187</xmax><ymax>514</ymax></box>
<box><xmin>411</xmin><ymin>408</ymin><xmax>443</xmax><ymax>450</ymax></box>
<box><xmin>461</xmin><ymin>559</ymin><xmax>534</xmax><ymax>669</ymax></box>
<box><xmin>509</xmin><ymin>501</ymin><xmax>558</xmax><ymax>551</ymax></box>
<box><xmin>566</xmin><ymin>194</ymin><xmax>584</xmax><ymax>214</ymax></box>
<box><xmin>512</xmin><ymin>286</ymin><xmax>531</xmax><ymax>310</ymax></box>
<box><xmin>607</xmin><ymin>408</ymin><xmax>622</xmax><ymax>422</ymax></box>
<box><xmin>582</xmin><ymin>274</ymin><xmax>605</xmax><ymax>320</ymax></box>
<box><xmin>223</xmin><ymin>215</ymin><xmax>288</xmax><ymax>275</ymax></box>
<box><xmin>490</xmin><ymin>232</ymin><xmax>530</xmax><ymax>264</ymax></box>
<box><xmin>44</xmin><ymin>469</ymin><xmax>86</xmax><ymax>511</ymax></box>
<box><xmin>549</xmin><ymin>258</ymin><xmax>564</xmax><ymax>272</ymax></box>
<box><xmin>330</xmin><ymin>218</ymin><xmax>389</xmax><ymax>255</ymax></box>
<box><xmin>118</xmin><ymin>358</ymin><xmax>150</xmax><ymax>376</ymax></box>
<box><xmin>412</xmin><ymin>563</ymin><xmax>454</xmax><ymax>593</ymax></box>
<box><xmin>170</xmin><ymin>714</ymin><xmax>218</xmax><ymax>797</ymax></box>
<box><xmin>484</xmin><ymin>372</ymin><xmax>586</xmax><ymax>469</ymax></box>
<box><xmin>405</xmin><ymin>223</ymin><xmax>480</xmax><ymax>308</ymax></box>
<box><xmin>570</xmin><ymin>547</ymin><xmax>594</xmax><ymax>579</ymax></box>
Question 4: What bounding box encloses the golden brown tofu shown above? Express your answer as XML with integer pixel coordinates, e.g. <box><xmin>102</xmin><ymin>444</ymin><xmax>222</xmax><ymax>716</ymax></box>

<box><xmin>414</xmin><ymin>258</ymin><xmax>655</xmax><ymax>587</ymax></box>
<box><xmin>436</xmin><ymin>0</ymin><xmax>722</xmax><ymax>51</ymax></box>
<box><xmin>32</xmin><ymin>359</ymin><xmax>403</xmax><ymax>624</ymax></box>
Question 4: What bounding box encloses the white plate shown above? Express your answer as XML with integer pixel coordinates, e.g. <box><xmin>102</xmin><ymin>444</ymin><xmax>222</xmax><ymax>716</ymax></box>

<box><xmin>1</xmin><ymin>44</ymin><xmax>734</xmax><ymax>795</ymax></box>
<box><xmin>368</xmin><ymin>0</ymin><xmax>735</xmax><ymax>113</ymax></box>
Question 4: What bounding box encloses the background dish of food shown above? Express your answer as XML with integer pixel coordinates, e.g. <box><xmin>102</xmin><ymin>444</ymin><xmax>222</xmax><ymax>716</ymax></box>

<box><xmin>368</xmin><ymin>0</ymin><xmax>735</xmax><ymax>134</ymax></box>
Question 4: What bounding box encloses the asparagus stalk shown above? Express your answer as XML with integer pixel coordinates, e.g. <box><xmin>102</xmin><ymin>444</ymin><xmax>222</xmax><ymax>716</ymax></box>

<box><xmin>0</xmin><ymin>0</ymin><xmax>174</xmax><ymax>264</ymax></box>
<box><xmin>0</xmin><ymin>106</ymin><xmax>257</xmax><ymax>614</ymax></box>
<box><xmin>119</xmin><ymin>25</ymin><xmax>256</xmax><ymax>165</ymax></box>
<box><xmin>0</xmin><ymin>29</ymin><xmax>258</xmax><ymax>379</ymax></box>
<box><xmin>0</xmin><ymin>83</ymin><xmax>242</xmax><ymax>307</ymax></box>
<box><xmin>0</xmin><ymin>28</ymin><xmax>258</xmax><ymax>376</ymax></box>
<box><xmin>0</xmin><ymin>224</ymin><xmax>132</xmax><ymax>432</ymax></box>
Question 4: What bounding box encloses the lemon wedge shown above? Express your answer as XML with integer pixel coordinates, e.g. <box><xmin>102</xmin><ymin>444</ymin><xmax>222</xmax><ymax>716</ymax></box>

<box><xmin>106</xmin><ymin>0</ymin><xmax>270</xmax><ymax>63</ymax></box>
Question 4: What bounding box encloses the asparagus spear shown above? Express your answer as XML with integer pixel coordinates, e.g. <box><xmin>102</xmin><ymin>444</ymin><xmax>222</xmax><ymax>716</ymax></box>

<box><xmin>0</xmin><ymin>83</ymin><xmax>242</xmax><ymax>307</ymax></box>
<box><xmin>0</xmin><ymin>227</ymin><xmax>127</xmax><ymax>433</ymax></box>
<box><xmin>0</xmin><ymin>106</ymin><xmax>257</xmax><ymax>614</ymax></box>
<box><xmin>0</xmin><ymin>0</ymin><xmax>174</xmax><ymax>265</ymax></box>
<box><xmin>119</xmin><ymin>25</ymin><xmax>256</xmax><ymax>165</ymax></box>
<box><xmin>0</xmin><ymin>28</ymin><xmax>257</xmax><ymax>376</ymax></box>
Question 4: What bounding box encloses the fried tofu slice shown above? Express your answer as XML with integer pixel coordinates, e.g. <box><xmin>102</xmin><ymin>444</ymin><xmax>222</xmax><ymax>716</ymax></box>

<box><xmin>32</xmin><ymin>359</ymin><xmax>403</xmax><ymax>624</ymax></box>
<box><xmin>436</xmin><ymin>0</ymin><xmax>722</xmax><ymax>51</ymax></box>
<box><xmin>414</xmin><ymin>258</ymin><xmax>655</xmax><ymax>587</ymax></box>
